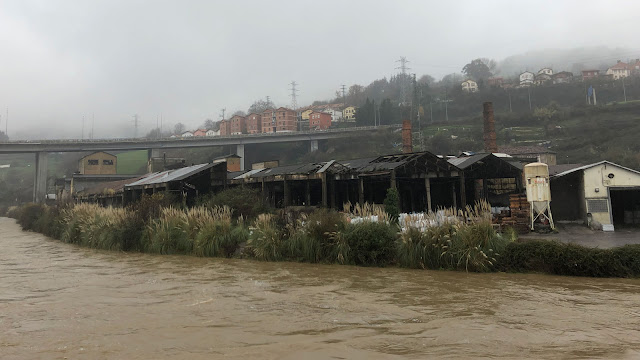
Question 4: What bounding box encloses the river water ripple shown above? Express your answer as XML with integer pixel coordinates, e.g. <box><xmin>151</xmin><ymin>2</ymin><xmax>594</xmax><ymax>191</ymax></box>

<box><xmin>1</xmin><ymin>217</ymin><xmax>640</xmax><ymax>359</ymax></box>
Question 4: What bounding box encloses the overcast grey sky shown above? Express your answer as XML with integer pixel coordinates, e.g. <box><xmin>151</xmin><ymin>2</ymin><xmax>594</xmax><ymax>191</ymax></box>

<box><xmin>0</xmin><ymin>0</ymin><xmax>638</xmax><ymax>139</ymax></box>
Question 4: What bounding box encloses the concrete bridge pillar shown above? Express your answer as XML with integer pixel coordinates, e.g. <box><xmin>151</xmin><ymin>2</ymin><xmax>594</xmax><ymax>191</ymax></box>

<box><xmin>236</xmin><ymin>144</ymin><xmax>245</xmax><ymax>171</ymax></box>
<box><xmin>33</xmin><ymin>152</ymin><xmax>49</xmax><ymax>203</ymax></box>
<box><xmin>147</xmin><ymin>148</ymin><xmax>161</xmax><ymax>172</ymax></box>
<box><xmin>310</xmin><ymin>139</ymin><xmax>319</xmax><ymax>152</ymax></box>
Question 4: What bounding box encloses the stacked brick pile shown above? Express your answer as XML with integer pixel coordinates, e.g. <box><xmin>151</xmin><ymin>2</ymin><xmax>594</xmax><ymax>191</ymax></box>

<box><xmin>494</xmin><ymin>194</ymin><xmax>530</xmax><ymax>234</ymax></box>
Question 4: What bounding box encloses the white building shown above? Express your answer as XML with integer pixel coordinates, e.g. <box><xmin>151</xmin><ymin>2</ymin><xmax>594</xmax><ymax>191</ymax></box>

<box><xmin>538</xmin><ymin>68</ymin><xmax>553</xmax><ymax>76</ymax></box>
<box><xmin>181</xmin><ymin>131</ymin><xmax>194</xmax><ymax>137</ymax></box>
<box><xmin>606</xmin><ymin>60</ymin><xmax>631</xmax><ymax>80</ymax></box>
<box><xmin>519</xmin><ymin>71</ymin><xmax>535</xmax><ymax>87</ymax></box>
<box><xmin>550</xmin><ymin>161</ymin><xmax>640</xmax><ymax>232</ymax></box>
<box><xmin>461</xmin><ymin>79</ymin><xmax>478</xmax><ymax>93</ymax></box>
<box><xmin>319</xmin><ymin>107</ymin><xmax>343</xmax><ymax>122</ymax></box>
<box><xmin>206</xmin><ymin>129</ymin><xmax>219</xmax><ymax>137</ymax></box>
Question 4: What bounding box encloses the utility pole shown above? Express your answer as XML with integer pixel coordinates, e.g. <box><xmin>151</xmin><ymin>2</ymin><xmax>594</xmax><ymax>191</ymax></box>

<box><xmin>4</xmin><ymin>108</ymin><xmax>7</xmax><ymax>136</ymax></box>
<box><xmin>91</xmin><ymin>113</ymin><xmax>95</xmax><ymax>139</ymax></box>
<box><xmin>82</xmin><ymin>115</ymin><xmax>85</xmax><ymax>139</ymax></box>
<box><xmin>341</xmin><ymin>85</ymin><xmax>346</xmax><ymax>106</ymax></box>
<box><xmin>622</xmin><ymin>77</ymin><xmax>627</xmax><ymax>103</ymax></box>
<box><xmin>160</xmin><ymin>113</ymin><xmax>163</xmax><ymax>136</ymax></box>
<box><xmin>396</xmin><ymin>57</ymin><xmax>411</xmax><ymax>104</ymax></box>
<box><xmin>132</xmin><ymin>114</ymin><xmax>139</xmax><ymax>138</ymax></box>
<box><xmin>220</xmin><ymin>108</ymin><xmax>226</xmax><ymax>120</ymax></box>
<box><xmin>289</xmin><ymin>81</ymin><xmax>298</xmax><ymax>110</ymax></box>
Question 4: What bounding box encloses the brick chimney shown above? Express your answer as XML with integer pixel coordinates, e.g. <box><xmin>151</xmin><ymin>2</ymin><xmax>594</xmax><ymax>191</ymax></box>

<box><xmin>402</xmin><ymin>120</ymin><xmax>413</xmax><ymax>153</ymax></box>
<box><xmin>483</xmin><ymin>102</ymin><xmax>498</xmax><ymax>153</ymax></box>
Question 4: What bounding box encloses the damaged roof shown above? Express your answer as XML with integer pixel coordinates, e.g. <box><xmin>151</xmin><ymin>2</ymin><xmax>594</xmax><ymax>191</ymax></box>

<box><xmin>125</xmin><ymin>163</ymin><xmax>216</xmax><ymax>188</ymax></box>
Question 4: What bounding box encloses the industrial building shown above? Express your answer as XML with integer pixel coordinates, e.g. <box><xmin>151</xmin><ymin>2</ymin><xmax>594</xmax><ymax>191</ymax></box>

<box><xmin>550</xmin><ymin>161</ymin><xmax>640</xmax><ymax>231</ymax></box>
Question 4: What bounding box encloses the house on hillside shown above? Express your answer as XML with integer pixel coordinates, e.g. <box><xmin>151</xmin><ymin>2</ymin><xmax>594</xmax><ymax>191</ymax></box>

<box><xmin>245</xmin><ymin>113</ymin><xmax>262</xmax><ymax>134</ymax></box>
<box><xmin>461</xmin><ymin>79</ymin><xmax>478</xmax><ymax>92</ymax></box>
<box><xmin>230</xmin><ymin>115</ymin><xmax>246</xmax><ymax>135</ymax></box>
<box><xmin>538</xmin><ymin>68</ymin><xmax>553</xmax><ymax>76</ymax></box>
<box><xmin>206</xmin><ymin>129</ymin><xmax>219</xmax><ymax>137</ymax></box>
<box><xmin>78</xmin><ymin>151</ymin><xmax>117</xmax><ymax>175</ymax></box>
<box><xmin>261</xmin><ymin>107</ymin><xmax>297</xmax><ymax>133</ymax></box>
<box><xmin>606</xmin><ymin>60</ymin><xmax>631</xmax><ymax>80</ymax></box>
<box><xmin>193</xmin><ymin>129</ymin><xmax>207</xmax><ymax>137</ymax></box>
<box><xmin>582</xmin><ymin>69</ymin><xmax>600</xmax><ymax>81</ymax></box>
<box><xmin>181</xmin><ymin>131</ymin><xmax>194</xmax><ymax>137</ymax></box>
<box><xmin>309</xmin><ymin>111</ymin><xmax>332</xmax><ymax>130</ymax></box>
<box><xmin>552</xmin><ymin>71</ymin><xmax>574</xmax><ymax>84</ymax></box>
<box><xmin>318</xmin><ymin>106</ymin><xmax>343</xmax><ymax>123</ymax></box>
<box><xmin>300</xmin><ymin>109</ymin><xmax>314</xmax><ymax>122</ymax></box>
<box><xmin>487</xmin><ymin>77</ymin><xmax>504</xmax><ymax>87</ymax></box>
<box><xmin>219</xmin><ymin>119</ymin><xmax>230</xmax><ymax>136</ymax></box>
<box><xmin>343</xmin><ymin>106</ymin><xmax>356</xmax><ymax>122</ymax></box>
<box><xmin>519</xmin><ymin>71</ymin><xmax>535</xmax><ymax>86</ymax></box>
<box><xmin>630</xmin><ymin>59</ymin><xmax>640</xmax><ymax>75</ymax></box>
<box><xmin>534</xmin><ymin>73</ymin><xmax>552</xmax><ymax>86</ymax></box>
<box><xmin>550</xmin><ymin>161</ymin><xmax>640</xmax><ymax>232</ymax></box>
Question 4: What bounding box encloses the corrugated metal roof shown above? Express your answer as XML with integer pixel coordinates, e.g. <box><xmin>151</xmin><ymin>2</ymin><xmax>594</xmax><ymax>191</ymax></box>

<box><xmin>78</xmin><ymin>176</ymin><xmax>144</xmax><ymax>196</ymax></box>
<box><xmin>125</xmin><ymin>163</ymin><xmax>215</xmax><ymax>187</ymax></box>
<box><xmin>232</xmin><ymin>168</ymin><xmax>264</xmax><ymax>180</ymax></box>
<box><xmin>251</xmin><ymin>162</ymin><xmax>327</xmax><ymax>178</ymax></box>
<box><xmin>549</xmin><ymin>163</ymin><xmax>583</xmax><ymax>177</ymax></box>
<box><xmin>448</xmin><ymin>153</ymin><xmax>491</xmax><ymax>169</ymax></box>
<box><xmin>448</xmin><ymin>153</ymin><xmax>522</xmax><ymax>171</ymax></box>
<box><xmin>552</xmin><ymin>161</ymin><xmax>640</xmax><ymax>178</ymax></box>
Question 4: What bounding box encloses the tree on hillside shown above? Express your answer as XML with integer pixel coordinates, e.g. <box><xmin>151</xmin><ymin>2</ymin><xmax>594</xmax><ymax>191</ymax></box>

<box><xmin>231</xmin><ymin>110</ymin><xmax>246</xmax><ymax>117</ymax></box>
<box><xmin>418</xmin><ymin>74</ymin><xmax>436</xmax><ymax>86</ymax></box>
<box><xmin>248</xmin><ymin>98</ymin><xmax>274</xmax><ymax>114</ymax></box>
<box><xmin>173</xmin><ymin>123</ymin><xmax>186</xmax><ymax>135</ymax></box>
<box><xmin>348</xmin><ymin>84</ymin><xmax>365</xmax><ymax>106</ymax></box>
<box><xmin>462</xmin><ymin>58</ymin><xmax>495</xmax><ymax>81</ymax></box>
<box><xmin>439</xmin><ymin>73</ymin><xmax>464</xmax><ymax>88</ymax></box>
<box><xmin>203</xmin><ymin>119</ymin><xmax>215</xmax><ymax>130</ymax></box>
<box><xmin>379</xmin><ymin>99</ymin><xmax>401</xmax><ymax>125</ymax></box>
<box><xmin>533</xmin><ymin>105</ymin><xmax>557</xmax><ymax>136</ymax></box>
<box><xmin>355</xmin><ymin>98</ymin><xmax>375</xmax><ymax>126</ymax></box>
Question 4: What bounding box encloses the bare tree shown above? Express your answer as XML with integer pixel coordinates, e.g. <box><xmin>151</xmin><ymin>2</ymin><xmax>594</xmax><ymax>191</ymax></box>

<box><xmin>173</xmin><ymin>122</ymin><xmax>186</xmax><ymax>135</ymax></box>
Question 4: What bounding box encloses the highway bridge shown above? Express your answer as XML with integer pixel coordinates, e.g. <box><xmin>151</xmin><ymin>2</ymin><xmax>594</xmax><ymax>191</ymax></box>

<box><xmin>0</xmin><ymin>125</ymin><xmax>399</xmax><ymax>202</ymax></box>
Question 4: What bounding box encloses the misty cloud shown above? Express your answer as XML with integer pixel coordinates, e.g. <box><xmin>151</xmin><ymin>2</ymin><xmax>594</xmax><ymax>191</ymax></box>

<box><xmin>0</xmin><ymin>0</ymin><xmax>638</xmax><ymax>139</ymax></box>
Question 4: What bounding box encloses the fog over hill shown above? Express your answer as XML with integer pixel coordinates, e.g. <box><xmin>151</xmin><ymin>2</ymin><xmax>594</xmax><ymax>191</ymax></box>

<box><xmin>496</xmin><ymin>46</ymin><xmax>638</xmax><ymax>78</ymax></box>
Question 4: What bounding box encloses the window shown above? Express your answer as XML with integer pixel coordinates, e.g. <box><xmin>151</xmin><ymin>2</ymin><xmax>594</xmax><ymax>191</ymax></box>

<box><xmin>87</xmin><ymin>159</ymin><xmax>99</xmax><ymax>165</ymax></box>
<box><xmin>103</xmin><ymin>159</ymin><xmax>114</xmax><ymax>165</ymax></box>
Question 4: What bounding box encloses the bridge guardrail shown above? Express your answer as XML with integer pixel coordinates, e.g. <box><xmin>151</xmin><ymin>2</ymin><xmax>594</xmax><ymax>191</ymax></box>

<box><xmin>0</xmin><ymin>124</ymin><xmax>401</xmax><ymax>144</ymax></box>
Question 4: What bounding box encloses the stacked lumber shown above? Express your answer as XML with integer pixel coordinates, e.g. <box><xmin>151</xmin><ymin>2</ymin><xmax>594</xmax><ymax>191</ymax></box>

<box><xmin>497</xmin><ymin>194</ymin><xmax>531</xmax><ymax>234</ymax></box>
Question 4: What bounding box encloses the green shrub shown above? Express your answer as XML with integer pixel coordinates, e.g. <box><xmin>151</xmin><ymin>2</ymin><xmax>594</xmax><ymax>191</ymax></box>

<box><xmin>198</xmin><ymin>187</ymin><xmax>268</xmax><ymax>220</ymax></box>
<box><xmin>128</xmin><ymin>193</ymin><xmax>177</xmax><ymax>222</ymax></box>
<box><xmin>193</xmin><ymin>221</ymin><xmax>248</xmax><ymax>257</ymax></box>
<box><xmin>383</xmin><ymin>188</ymin><xmax>400</xmax><ymax>223</ymax></box>
<box><xmin>344</xmin><ymin>221</ymin><xmax>397</xmax><ymax>266</ymax></box>
<box><xmin>497</xmin><ymin>240</ymin><xmax>640</xmax><ymax>277</ymax></box>
<box><xmin>287</xmin><ymin>209</ymin><xmax>348</xmax><ymax>263</ymax></box>
<box><xmin>16</xmin><ymin>203</ymin><xmax>46</xmax><ymax>231</ymax></box>
<box><xmin>248</xmin><ymin>214</ymin><xmax>284</xmax><ymax>261</ymax></box>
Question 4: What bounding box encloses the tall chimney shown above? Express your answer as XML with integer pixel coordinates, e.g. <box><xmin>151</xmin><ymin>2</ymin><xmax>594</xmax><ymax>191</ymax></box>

<box><xmin>402</xmin><ymin>119</ymin><xmax>413</xmax><ymax>153</ymax></box>
<box><xmin>483</xmin><ymin>102</ymin><xmax>498</xmax><ymax>153</ymax></box>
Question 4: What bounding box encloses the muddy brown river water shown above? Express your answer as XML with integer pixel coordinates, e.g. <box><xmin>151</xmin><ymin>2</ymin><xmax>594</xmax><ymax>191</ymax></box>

<box><xmin>1</xmin><ymin>217</ymin><xmax>640</xmax><ymax>359</ymax></box>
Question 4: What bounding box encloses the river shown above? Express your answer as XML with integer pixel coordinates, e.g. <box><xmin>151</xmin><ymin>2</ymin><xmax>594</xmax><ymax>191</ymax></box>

<box><xmin>1</xmin><ymin>217</ymin><xmax>640</xmax><ymax>359</ymax></box>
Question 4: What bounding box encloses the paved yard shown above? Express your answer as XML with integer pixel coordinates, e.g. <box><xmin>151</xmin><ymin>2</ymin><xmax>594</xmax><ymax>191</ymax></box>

<box><xmin>520</xmin><ymin>223</ymin><xmax>640</xmax><ymax>248</ymax></box>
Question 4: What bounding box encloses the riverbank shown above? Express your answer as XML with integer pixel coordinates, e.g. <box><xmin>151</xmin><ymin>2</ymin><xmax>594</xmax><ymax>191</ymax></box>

<box><xmin>7</xmin><ymin>202</ymin><xmax>640</xmax><ymax>278</ymax></box>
